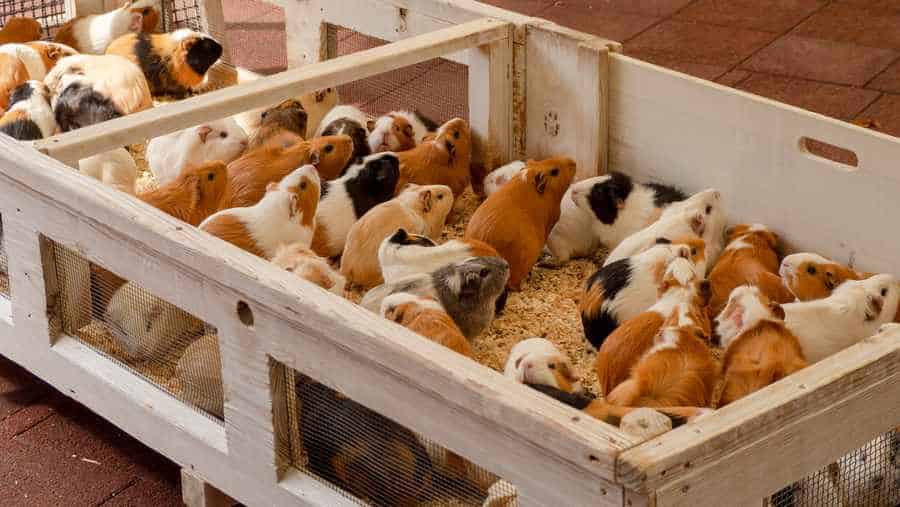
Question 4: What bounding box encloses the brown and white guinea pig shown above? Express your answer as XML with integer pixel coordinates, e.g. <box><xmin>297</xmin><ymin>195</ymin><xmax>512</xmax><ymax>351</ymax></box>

<box><xmin>315</xmin><ymin>104</ymin><xmax>371</xmax><ymax>163</ymax></box>
<box><xmin>503</xmin><ymin>337</ymin><xmax>581</xmax><ymax>393</ymax></box>
<box><xmin>481</xmin><ymin>160</ymin><xmax>525</xmax><ymax>198</ymax></box>
<box><xmin>219</xmin><ymin>134</ymin><xmax>352</xmax><ymax>210</ymax></box>
<box><xmin>0</xmin><ymin>41</ymin><xmax>77</xmax><ymax>111</ymax></box>
<box><xmin>138</xmin><ymin>161</ymin><xmax>227</xmax><ymax>226</ymax></box>
<box><xmin>271</xmin><ymin>242</ymin><xmax>346</xmax><ymax>296</ymax></box>
<box><xmin>248</xmin><ymin>98</ymin><xmax>307</xmax><ymax>149</ymax></box>
<box><xmin>174</xmin><ymin>333</ymin><xmax>223</xmax><ymax>418</ymax></box>
<box><xmin>604</xmin><ymin>189</ymin><xmax>726</xmax><ymax>272</ymax></box>
<box><xmin>104</xmin><ymin>282</ymin><xmax>204</xmax><ymax>361</ymax></box>
<box><xmin>55</xmin><ymin>0</ymin><xmax>159</xmax><ymax>54</ymax></box>
<box><xmin>593</xmin><ymin>256</ymin><xmax>711</xmax><ymax>396</ymax></box>
<box><xmin>397</xmin><ymin>117</ymin><xmax>472</xmax><ymax>198</ymax></box>
<box><xmin>465</xmin><ymin>157</ymin><xmax>576</xmax><ymax>291</ymax></box>
<box><xmin>106</xmin><ymin>29</ymin><xmax>223</xmax><ymax>97</ymax></box>
<box><xmin>548</xmin><ymin>171</ymin><xmax>687</xmax><ymax>264</ymax></box>
<box><xmin>362</xmin><ymin>256</ymin><xmax>509</xmax><ymax>339</ymax></box>
<box><xmin>78</xmin><ymin>147</ymin><xmax>138</xmax><ymax>194</ymax></box>
<box><xmin>378</xmin><ymin>228</ymin><xmax>500</xmax><ymax>283</ymax></box>
<box><xmin>716</xmin><ymin>286</ymin><xmax>807</xmax><ymax>407</ymax></box>
<box><xmin>367</xmin><ymin>110</ymin><xmax>438</xmax><ymax>153</ymax></box>
<box><xmin>46</xmin><ymin>54</ymin><xmax>153</xmax><ymax>132</ymax></box>
<box><xmin>341</xmin><ymin>184</ymin><xmax>453</xmax><ymax>288</ymax></box>
<box><xmin>200</xmin><ymin>165</ymin><xmax>320</xmax><ymax>259</ymax></box>
<box><xmin>310</xmin><ymin>152</ymin><xmax>401</xmax><ymax>258</ymax></box>
<box><xmin>0</xmin><ymin>18</ymin><xmax>43</xmax><ymax>45</ymax></box>
<box><xmin>779</xmin><ymin>252</ymin><xmax>871</xmax><ymax>302</ymax></box>
<box><xmin>146</xmin><ymin>118</ymin><xmax>247</xmax><ymax>185</ymax></box>
<box><xmin>579</xmin><ymin>238</ymin><xmax>706</xmax><ymax>351</ymax></box>
<box><xmin>0</xmin><ymin>80</ymin><xmax>56</xmax><ymax>140</ymax></box>
<box><xmin>782</xmin><ymin>274</ymin><xmax>900</xmax><ymax>364</ymax></box>
<box><xmin>298</xmin><ymin>379</ymin><xmax>433</xmax><ymax>507</ymax></box>
<box><xmin>381</xmin><ymin>292</ymin><xmax>472</xmax><ymax>357</ymax></box>
<box><xmin>707</xmin><ymin>223</ymin><xmax>795</xmax><ymax>317</ymax></box>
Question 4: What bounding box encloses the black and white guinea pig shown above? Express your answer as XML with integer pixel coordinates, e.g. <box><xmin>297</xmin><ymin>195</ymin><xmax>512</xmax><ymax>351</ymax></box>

<box><xmin>0</xmin><ymin>80</ymin><xmax>56</xmax><ymax>140</ymax></box>
<box><xmin>315</xmin><ymin>104</ymin><xmax>371</xmax><ymax>163</ymax></box>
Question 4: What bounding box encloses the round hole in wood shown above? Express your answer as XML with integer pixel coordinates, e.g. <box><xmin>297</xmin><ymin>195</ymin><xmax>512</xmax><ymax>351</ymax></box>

<box><xmin>237</xmin><ymin>301</ymin><xmax>254</xmax><ymax>326</ymax></box>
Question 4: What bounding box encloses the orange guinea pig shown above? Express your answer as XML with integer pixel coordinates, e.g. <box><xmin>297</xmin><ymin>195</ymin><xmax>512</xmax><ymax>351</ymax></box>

<box><xmin>381</xmin><ymin>292</ymin><xmax>472</xmax><ymax>357</ymax></box>
<box><xmin>464</xmin><ymin>157</ymin><xmax>576</xmax><ymax>290</ymax></box>
<box><xmin>138</xmin><ymin>161</ymin><xmax>228</xmax><ymax>226</ymax></box>
<box><xmin>396</xmin><ymin>117</ymin><xmax>471</xmax><ymax>198</ymax></box>
<box><xmin>0</xmin><ymin>18</ymin><xmax>42</xmax><ymax>45</ymax></box>
<box><xmin>779</xmin><ymin>252</ymin><xmax>872</xmax><ymax>301</ymax></box>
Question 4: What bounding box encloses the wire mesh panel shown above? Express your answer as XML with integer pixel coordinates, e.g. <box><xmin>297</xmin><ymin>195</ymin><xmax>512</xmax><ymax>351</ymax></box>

<box><xmin>769</xmin><ymin>428</ymin><xmax>900</xmax><ymax>507</ymax></box>
<box><xmin>274</xmin><ymin>363</ymin><xmax>519</xmax><ymax>507</ymax></box>
<box><xmin>0</xmin><ymin>214</ymin><xmax>8</xmax><ymax>298</ymax></box>
<box><xmin>162</xmin><ymin>0</ymin><xmax>204</xmax><ymax>32</ymax></box>
<box><xmin>47</xmin><ymin>239</ymin><xmax>225</xmax><ymax>422</ymax></box>
<box><xmin>0</xmin><ymin>0</ymin><xmax>67</xmax><ymax>38</ymax></box>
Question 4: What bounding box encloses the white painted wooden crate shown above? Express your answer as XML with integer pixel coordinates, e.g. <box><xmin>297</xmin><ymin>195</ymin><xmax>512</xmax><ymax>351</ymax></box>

<box><xmin>2</xmin><ymin>1</ymin><xmax>900</xmax><ymax>506</ymax></box>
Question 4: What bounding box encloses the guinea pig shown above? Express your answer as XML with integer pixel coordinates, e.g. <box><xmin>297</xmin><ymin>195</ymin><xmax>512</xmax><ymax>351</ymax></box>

<box><xmin>482</xmin><ymin>160</ymin><xmax>525</xmax><ymax>198</ymax></box>
<box><xmin>378</xmin><ymin>228</ymin><xmax>500</xmax><ymax>283</ymax></box>
<box><xmin>548</xmin><ymin>172</ymin><xmax>686</xmax><ymax>263</ymax></box>
<box><xmin>271</xmin><ymin>242</ymin><xmax>346</xmax><ymax>295</ymax></box>
<box><xmin>367</xmin><ymin>110</ymin><xmax>437</xmax><ymax>153</ymax></box>
<box><xmin>779</xmin><ymin>252</ymin><xmax>871</xmax><ymax>302</ymax></box>
<box><xmin>716</xmin><ymin>286</ymin><xmax>807</xmax><ymax>407</ymax></box>
<box><xmin>219</xmin><ymin>134</ymin><xmax>353</xmax><ymax>210</ymax></box>
<box><xmin>138</xmin><ymin>161</ymin><xmax>227</xmax><ymax>226</ymax></box>
<box><xmin>396</xmin><ymin>117</ymin><xmax>472</xmax><ymax>198</ymax></box>
<box><xmin>481</xmin><ymin>480</ymin><xmax>518</xmax><ymax>507</ymax></box>
<box><xmin>55</xmin><ymin>0</ymin><xmax>159</xmax><ymax>54</ymax></box>
<box><xmin>174</xmin><ymin>333</ymin><xmax>224</xmax><ymax>418</ymax></box>
<box><xmin>579</xmin><ymin>239</ymin><xmax>705</xmax><ymax>350</ymax></box>
<box><xmin>381</xmin><ymin>292</ymin><xmax>472</xmax><ymax>357</ymax></box>
<box><xmin>298</xmin><ymin>379</ymin><xmax>433</xmax><ymax>506</ymax></box>
<box><xmin>78</xmin><ymin>147</ymin><xmax>139</xmax><ymax>194</ymax></box>
<box><xmin>707</xmin><ymin>223</ymin><xmax>795</xmax><ymax>317</ymax></box>
<box><xmin>341</xmin><ymin>184</ymin><xmax>453</xmax><ymax>288</ymax></box>
<box><xmin>0</xmin><ymin>18</ymin><xmax>43</xmax><ymax>45</ymax></box>
<box><xmin>503</xmin><ymin>337</ymin><xmax>581</xmax><ymax>393</ymax></box>
<box><xmin>315</xmin><ymin>104</ymin><xmax>371</xmax><ymax>163</ymax></box>
<box><xmin>104</xmin><ymin>281</ymin><xmax>204</xmax><ymax>361</ymax></box>
<box><xmin>46</xmin><ymin>54</ymin><xmax>153</xmax><ymax>132</ymax></box>
<box><xmin>106</xmin><ymin>29</ymin><xmax>223</xmax><ymax>97</ymax></box>
<box><xmin>310</xmin><ymin>152</ymin><xmax>401</xmax><ymax>258</ymax></box>
<box><xmin>146</xmin><ymin>118</ymin><xmax>247</xmax><ymax>185</ymax></box>
<box><xmin>0</xmin><ymin>41</ymin><xmax>77</xmax><ymax>110</ymax></box>
<box><xmin>0</xmin><ymin>80</ymin><xmax>56</xmax><ymax>140</ymax></box>
<box><xmin>465</xmin><ymin>157</ymin><xmax>576</xmax><ymax>290</ymax></box>
<box><xmin>248</xmin><ymin>98</ymin><xmax>307</xmax><ymax>149</ymax></box>
<box><xmin>604</xmin><ymin>188</ymin><xmax>726</xmax><ymax>271</ymax></box>
<box><xmin>232</xmin><ymin>68</ymin><xmax>337</xmax><ymax>139</ymax></box>
<box><xmin>782</xmin><ymin>274</ymin><xmax>900</xmax><ymax>363</ymax></box>
<box><xmin>200</xmin><ymin>165</ymin><xmax>320</xmax><ymax>259</ymax></box>
<box><xmin>362</xmin><ymin>256</ymin><xmax>509</xmax><ymax>339</ymax></box>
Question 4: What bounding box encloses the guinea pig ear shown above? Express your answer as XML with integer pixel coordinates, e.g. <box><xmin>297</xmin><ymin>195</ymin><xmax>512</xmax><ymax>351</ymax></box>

<box><xmin>196</xmin><ymin>125</ymin><xmax>213</xmax><ymax>143</ymax></box>
<box><xmin>47</xmin><ymin>46</ymin><xmax>61</xmax><ymax>60</ymax></box>
<box><xmin>315</xmin><ymin>89</ymin><xmax>328</xmax><ymax>102</ymax></box>
<box><xmin>309</xmin><ymin>150</ymin><xmax>321</xmax><ymax>165</ymax></box>
<box><xmin>128</xmin><ymin>11</ymin><xmax>143</xmax><ymax>31</ymax></box>
<box><xmin>769</xmin><ymin>302</ymin><xmax>786</xmax><ymax>320</ymax></box>
<box><xmin>698</xmin><ymin>280</ymin><xmax>712</xmax><ymax>306</ymax></box>
<box><xmin>533</xmin><ymin>171</ymin><xmax>548</xmax><ymax>194</ymax></box>
<box><xmin>824</xmin><ymin>270</ymin><xmax>837</xmax><ymax>290</ymax></box>
<box><xmin>420</xmin><ymin>189</ymin><xmax>433</xmax><ymax>213</ymax></box>
<box><xmin>403</xmin><ymin>124</ymin><xmax>414</xmax><ymax>139</ymax></box>
<box><xmin>690</xmin><ymin>211</ymin><xmax>706</xmax><ymax>236</ymax></box>
<box><xmin>288</xmin><ymin>194</ymin><xmax>300</xmax><ymax>219</ymax></box>
<box><xmin>366</xmin><ymin>119</ymin><xmax>376</xmax><ymax>132</ymax></box>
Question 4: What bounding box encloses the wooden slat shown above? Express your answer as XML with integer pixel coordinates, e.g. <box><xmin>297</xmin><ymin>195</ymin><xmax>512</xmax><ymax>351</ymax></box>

<box><xmin>576</xmin><ymin>39</ymin><xmax>610</xmax><ymax>179</ymax></box>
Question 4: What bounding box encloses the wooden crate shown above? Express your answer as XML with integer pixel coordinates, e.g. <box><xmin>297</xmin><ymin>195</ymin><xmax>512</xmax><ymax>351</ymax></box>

<box><xmin>2</xmin><ymin>1</ymin><xmax>900</xmax><ymax>506</ymax></box>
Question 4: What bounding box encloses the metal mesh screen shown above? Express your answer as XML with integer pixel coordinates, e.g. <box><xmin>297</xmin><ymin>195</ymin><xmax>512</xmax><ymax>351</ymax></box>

<box><xmin>274</xmin><ymin>364</ymin><xmax>519</xmax><ymax>506</ymax></box>
<box><xmin>0</xmin><ymin>214</ymin><xmax>8</xmax><ymax>298</ymax></box>
<box><xmin>162</xmin><ymin>0</ymin><xmax>204</xmax><ymax>32</ymax></box>
<box><xmin>0</xmin><ymin>0</ymin><xmax>67</xmax><ymax>38</ymax></box>
<box><xmin>769</xmin><ymin>428</ymin><xmax>900</xmax><ymax>507</ymax></box>
<box><xmin>48</xmin><ymin>239</ymin><xmax>224</xmax><ymax>422</ymax></box>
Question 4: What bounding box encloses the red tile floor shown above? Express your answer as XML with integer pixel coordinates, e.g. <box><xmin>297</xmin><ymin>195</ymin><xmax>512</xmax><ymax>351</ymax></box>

<box><xmin>4</xmin><ymin>0</ymin><xmax>900</xmax><ymax>504</ymax></box>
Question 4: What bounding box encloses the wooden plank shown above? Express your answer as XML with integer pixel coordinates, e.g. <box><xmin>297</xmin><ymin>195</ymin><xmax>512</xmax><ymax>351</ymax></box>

<box><xmin>282</xmin><ymin>0</ymin><xmax>325</xmax><ymax>68</ymax></box>
<box><xmin>576</xmin><ymin>40</ymin><xmax>609</xmax><ymax>178</ymax></box>
<box><xmin>616</xmin><ymin>325</ymin><xmax>900</xmax><ymax>503</ymax></box>
<box><xmin>468</xmin><ymin>25</ymin><xmax>514</xmax><ymax>172</ymax></box>
<box><xmin>34</xmin><ymin>17</ymin><xmax>512</xmax><ymax>165</ymax></box>
<box><xmin>181</xmin><ymin>469</ymin><xmax>237</xmax><ymax>507</ymax></box>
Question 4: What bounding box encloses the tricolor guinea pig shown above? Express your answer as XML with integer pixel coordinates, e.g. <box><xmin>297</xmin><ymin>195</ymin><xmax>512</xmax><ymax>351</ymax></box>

<box><xmin>77</xmin><ymin>147</ymin><xmax>139</xmax><ymax>194</ymax></box>
<box><xmin>716</xmin><ymin>286</ymin><xmax>807</xmax><ymax>407</ymax></box>
<box><xmin>378</xmin><ymin>228</ymin><xmax>500</xmax><ymax>283</ymax></box>
<box><xmin>315</xmin><ymin>104</ymin><xmax>371</xmax><ymax>163</ymax></box>
<box><xmin>465</xmin><ymin>157</ymin><xmax>576</xmax><ymax>291</ymax></box>
<box><xmin>55</xmin><ymin>0</ymin><xmax>160</xmax><ymax>54</ymax></box>
<box><xmin>0</xmin><ymin>80</ymin><xmax>56</xmax><ymax>140</ymax></box>
<box><xmin>271</xmin><ymin>242</ymin><xmax>346</xmax><ymax>296</ymax></box>
<box><xmin>397</xmin><ymin>117</ymin><xmax>472</xmax><ymax>198</ymax></box>
<box><xmin>0</xmin><ymin>18</ymin><xmax>43</xmax><ymax>45</ymax></box>
<box><xmin>248</xmin><ymin>99</ymin><xmax>307</xmax><ymax>149</ymax></box>
<box><xmin>482</xmin><ymin>160</ymin><xmax>525</xmax><ymax>198</ymax></box>
<box><xmin>174</xmin><ymin>333</ymin><xmax>223</xmax><ymax>418</ymax></box>
<box><xmin>106</xmin><ymin>29</ymin><xmax>222</xmax><ymax>97</ymax></box>
<box><xmin>580</xmin><ymin>239</ymin><xmax>706</xmax><ymax>351</ymax></box>
<box><xmin>503</xmin><ymin>337</ymin><xmax>581</xmax><ymax>393</ymax></box>
<box><xmin>548</xmin><ymin>171</ymin><xmax>687</xmax><ymax>263</ymax></box>
<box><xmin>779</xmin><ymin>252</ymin><xmax>871</xmax><ymax>302</ymax></box>
<box><xmin>341</xmin><ymin>184</ymin><xmax>453</xmax><ymax>288</ymax></box>
<box><xmin>46</xmin><ymin>54</ymin><xmax>153</xmax><ymax>132</ymax></box>
<box><xmin>381</xmin><ymin>292</ymin><xmax>471</xmax><ymax>357</ymax></box>
<box><xmin>782</xmin><ymin>274</ymin><xmax>900</xmax><ymax>364</ymax></box>
<box><xmin>200</xmin><ymin>165</ymin><xmax>320</xmax><ymax>259</ymax></box>
<box><xmin>367</xmin><ymin>110</ymin><xmax>437</xmax><ymax>153</ymax></box>
<box><xmin>0</xmin><ymin>41</ymin><xmax>77</xmax><ymax>111</ymax></box>
<box><xmin>707</xmin><ymin>223</ymin><xmax>795</xmax><ymax>317</ymax></box>
<box><xmin>147</xmin><ymin>118</ymin><xmax>248</xmax><ymax>185</ymax></box>
<box><xmin>310</xmin><ymin>152</ymin><xmax>401</xmax><ymax>258</ymax></box>
<box><xmin>138</xmin><ymin>161</ymin><xmax>228</xmax><ymax>226</ymax></box>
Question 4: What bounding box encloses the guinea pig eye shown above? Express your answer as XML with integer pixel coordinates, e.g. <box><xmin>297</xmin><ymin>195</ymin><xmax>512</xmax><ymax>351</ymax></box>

<box><xmin>548</xmin><ymin>363</ymin><xmax>556</xmax><ymax>370</ymax></box>
<box><xmin>550</xmin><ymin>168</ymin><xmax>560</xmax><ymax>177</ymax></box>
<box><xmin>324</xmin><ymin>145</ymin><xmax>335</xmax><ymax>154</ymax></box>
<box><xmin>453</xmin><ymin>131</ymin><xmax>460</xmax><ymax>140</ymax></box>
<box><xmin>437</xmin><ymin>194</ymin><xmax>444</xmax><ymax>200</ymax></box>
<box><xmin>691</xmin><ymin>247</ymin><xmax>697</xmax><ymax>256</ymax></box>
<box><xmin>479</xmin><ymin>268</ymin><xmax>490</xmax><ymax>278</ymax></box>
<box><xmin>881</xmin><ymin>288</ymin><xmax>888</xmax><ymax>297</ymax></box>
<box><xmin>142</xmin><ymin>7</ymin><xmax>151</xmax><ymax>14</ymax></box>
<box><xmin>807</xmin><ymin>265</ymin><xmax>817</xmax><ymax>275</ymax></box>
<box><xmin>300</xmin><ymin>181</ymin><xmax>307</xmax><ymax>190</ymax></box>
<box><xmin>285</xmin><ymin>266</ymin><xmax>294</xmax><ymax>272</ymax></box>
<box><xmin>207</xmin><ymin>173</ymin><xmax>215</xmax><ymax>181</ymax></box>
<box><xmin>220</xmin><ymin>132</ymin><xmax>227</xmax><ymax>138</ymax></box>
<box><xmin>261</xmin><ymin>111</ymin><xmax>268</xmax><ymax>119</ymax></box>
<box><xmin>705</xmin><ymin>205</ymin><xmax>712</xmax><ymax>214</ymax></box>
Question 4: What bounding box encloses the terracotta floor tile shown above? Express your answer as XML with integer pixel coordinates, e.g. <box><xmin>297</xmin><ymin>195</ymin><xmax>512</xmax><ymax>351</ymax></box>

<box><xmin>742</xmin><ymin>35</ymin><xmax>898</xmax><ymax>86</ymax></box>
<box><xmin>622</xmin><ymin>52</ymin><xmax>729</xmax><ymax>81</ymax></box>
<box><xmin>835</xmin><ymin>0</ymin><xmax>900</xmax><ymax>14</ymax></box>
<box><xmin>867</xmin><ymin>59</ymin><xmax>900</xmax><ymax>93</ymax></box>
<box><xmin>626</xmin><ymin>20</ymin><xmax>779</xmax><ymax>68</ymax></box>
<box><xmin>0</xmin><ymin>358</ymin><xmax>48</xmax><ymax>421</ymax></box>
<box><xmin>717</xmin><ymin>69</ymin><xmax>752</xmax><ymax>87</ymax></box>
<box><xmin>539</xmin><ymin>3</ymin><xmax>660</xmax><ymax>42</ymax></box>
<box><xmin>222</xmin><ymin>0</ymin><xmax>283</xmax><ymax>24</ymax></box>
<box><xmin>480</xmin><ymin>0</ymin><xmax>555</xmax><ymax>15</ymax></box>
<box><xmin>101</xmin><ymin>478</ymin><xmax>182</xmax><ymax>507</ymax></box>
<box><xmin>857</xmin><ymin>93</ymin><xmax>900</xmax><ymax>137</ymax></box>
<box><xmin>793</xmin><ymin>3</ymin><xmax>900</xmax><ymax>51</ymax></box>
<box><xmin>0</xmin><ymin>399</ymin><xmax>56</xmax><ymax>440</ymax></box>
<box><xmin>676</xmin><ymin>0</ymin><xmax>826</xmax><ymax>33</ymax></box>
<box><xmin>733</xmin><ymin>73</ymin><xmax>881</xmax><ymax>119</ymax></box>
<box><xmin>546</xmin><ymin>0</ymin><xmax>695</xmax><ymax>17</ymax></box>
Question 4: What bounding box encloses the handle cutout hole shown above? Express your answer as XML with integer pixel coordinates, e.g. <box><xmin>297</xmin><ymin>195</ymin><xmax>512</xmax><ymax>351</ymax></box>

<box><xmin>236</xmin><ymin>301</ymin><xmax>254</xmax><ymax>327</ymax></box>
<box><xmin>798</xmin><ymin>137</ymin><xmax>859</xmax><ymax>170</ymax></box>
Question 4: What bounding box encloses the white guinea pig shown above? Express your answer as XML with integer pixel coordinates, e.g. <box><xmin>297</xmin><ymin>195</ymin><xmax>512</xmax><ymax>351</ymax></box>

<box><xmin>78</xmin><ymin>147</ymin><xmax>139</xmax><ymax>195</ymax></box>
<box><xmin>503</xmin><ymin>337</ymin><xmax>581</xmax><ymax>393</ymax></box>
<box><xmin>147</xmin><ymin>118</ymin><xmax>247</xmax><ymax>185</ymax></box>
<box><xmin>482</xmin><ymin>160</ymin><xmax>525</xmax><ymax>198</ymax></box>
<box><xmin>175</xmin><ymin>333</ymin><xmax>224</xmax><ymax>419</ymax></box>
